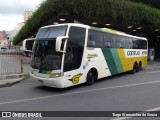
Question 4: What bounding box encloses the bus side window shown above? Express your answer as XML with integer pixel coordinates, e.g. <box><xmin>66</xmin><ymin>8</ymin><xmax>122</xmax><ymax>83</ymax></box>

<box><xmin>104</xmin><ymin>42</ymin><xmax>111</xmax><ymax>48</ymax></box>
<box><xmin>132</xmin><ymin>38</ymin><xmax>138</xmax><ymax>49</ymax></box>
<box><xmin>138</xmin><ymin>39</ymin><xmax>142</xmax><ymax>49</ymax></box>
<box><xmin>115</xmin><ymin>36</ymin><xmax>125</xmax><ymax>48</ymax></box>
<box><xmin>125</xmin><ymin>37</ymin><xmax>132</xmax><ymax>49</ymax></box>
<box><xmin>116</xmin><ymin>42</ymin><xmax>122</xmax><ymax>48</ymax></box>
<box><xmin>88</xmin><ymin>30</ymin><xmax>102</xmax><ymax>47</ymax></box>
<box><xmin>120</xmin><ymin>37</ymin><xmax>125</xmax><ymax>48</ymax></box>
<box><xmin>88</xmin><ymin>41</ymin><xmax>96</xmax><ymax>47</ymax></box>
<box><xmin>138</xmin><ymin>39</ymin><xmax>147</xmax><ymax>49</ymax></box>
<box><xmin>141</xmin><ymin>40</ymin><xmax>147</xmax><ymax>49</ymax></box>
<box><xmin>103</xmin><ymin>33</ymin><xmax>115</xmax><ymax>48</ymax></box>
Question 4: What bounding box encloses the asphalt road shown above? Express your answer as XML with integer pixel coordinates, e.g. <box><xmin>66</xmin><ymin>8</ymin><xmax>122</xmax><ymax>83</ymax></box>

<box><xmin>0</xmin><ymin>67</ymin><xmax>160</xmax><ymax>120</ymax></box>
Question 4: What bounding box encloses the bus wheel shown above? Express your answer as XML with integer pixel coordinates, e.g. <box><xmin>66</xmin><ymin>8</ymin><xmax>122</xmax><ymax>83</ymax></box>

<box><xmin>86</xmin><ymin>69</ymin><xmax>97</xmax><ymax>86</ymax></box>
<box><xmin>137</xmin><ymin>62</ymin><xmax>142</xmax><ymax>72</ymax></box>
<box><xmin>131</xmin><ymin>63</ymin><xmax>137</xmax><ymax>74</ymax></box>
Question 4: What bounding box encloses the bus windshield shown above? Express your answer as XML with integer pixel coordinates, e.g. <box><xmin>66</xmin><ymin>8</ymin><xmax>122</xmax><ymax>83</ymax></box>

<box><xmin>31</xmin><ymin>26</ymin><xmax>67</xmax><ymax>71</ymax></box>
<box><xmin>36</xmin><ymin>26</ymin><xmax>67</xmax><ymax>39</ymax></box>
<box><xmin>31</xmin><ymin>39</ymin><xmax>62</xmax><ymax>71</ymax></box>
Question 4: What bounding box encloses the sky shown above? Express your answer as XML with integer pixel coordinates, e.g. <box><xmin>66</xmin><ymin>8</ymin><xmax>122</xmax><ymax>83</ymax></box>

<box><xmin>0</xmin><ymin>0</ymin><xmax>44</xmax><ymax>31</ymax></box>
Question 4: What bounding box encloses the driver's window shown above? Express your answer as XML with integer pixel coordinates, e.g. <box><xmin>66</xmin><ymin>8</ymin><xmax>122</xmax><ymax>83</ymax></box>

<box><xmin>64</xmin><ymin>26</ymin><xmax>86</xmax><ymax>72</ymax></box>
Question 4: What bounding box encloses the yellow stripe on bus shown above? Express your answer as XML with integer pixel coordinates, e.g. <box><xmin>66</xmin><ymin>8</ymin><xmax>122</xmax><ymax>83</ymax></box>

<box><xmin>117</xmin><ymin>49</ymin><xmax>132</xmax><ymax>72</ymax></box>
<box><xmin>117</xmin><ymin>49</ymin><xmax>147</xmax><ymax>72</ymax></box>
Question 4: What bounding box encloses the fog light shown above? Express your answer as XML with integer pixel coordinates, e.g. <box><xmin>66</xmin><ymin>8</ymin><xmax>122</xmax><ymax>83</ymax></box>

<box><xmin>50</xmin><ymin>73</ymin><xmax>61</xmax><ymax>78</ymax></box>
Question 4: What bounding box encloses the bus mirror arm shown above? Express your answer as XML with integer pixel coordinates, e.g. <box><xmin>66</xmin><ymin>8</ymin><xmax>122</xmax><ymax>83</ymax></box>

<box><xmin>55</xmin><ymin>36</ymin><xmax>69</xmax><ymax>52</ymax></box>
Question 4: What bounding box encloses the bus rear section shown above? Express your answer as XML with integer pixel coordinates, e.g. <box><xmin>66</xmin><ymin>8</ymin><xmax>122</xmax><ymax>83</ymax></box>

<box><xmin>86</xmin><ymin>28</ymin><xmax>147</xmax><ymax>79</ymax></box>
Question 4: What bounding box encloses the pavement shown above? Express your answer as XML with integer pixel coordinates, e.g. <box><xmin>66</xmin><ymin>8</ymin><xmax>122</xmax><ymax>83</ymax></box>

<box><xmin>0</xmin><ymin>74</ymin><xmax>29</xmax><ymax>88</ymax></box>
<box><xmin>0</xmin><ymin>60</ymin><xmax>160</xmax><ymax>88</ymax></box>
<box><xmin>147</xmin><ymin>60</ymin><xmax>160</xmax><ymax>69</ymax></box>
<box><xmin>0</xmin><ymin>77</ymin><xmax>25</xmax><ymax>88</ymax></box>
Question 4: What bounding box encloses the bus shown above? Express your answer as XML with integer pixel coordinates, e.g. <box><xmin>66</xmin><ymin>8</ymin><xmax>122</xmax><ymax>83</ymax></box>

<box><xmin>22</xmin><ymin>38</ymin><xmax>34</xmax><ymax>56</ymax></box>
<box><xmin>30</xmin><ymin>23</ymin><xmax>148</xmax><ymax>88</ymax></box>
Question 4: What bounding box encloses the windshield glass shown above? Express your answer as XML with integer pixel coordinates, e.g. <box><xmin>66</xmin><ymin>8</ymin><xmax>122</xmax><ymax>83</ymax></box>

<box><xmin>36</xmin><ymin>26</ymin><xmax>67</xmax><ymax>39</ymax></box>
<box><xmin>31</xmin><ymin>39</ymin><xmax>62</xmax><ymax>70</ymax></box>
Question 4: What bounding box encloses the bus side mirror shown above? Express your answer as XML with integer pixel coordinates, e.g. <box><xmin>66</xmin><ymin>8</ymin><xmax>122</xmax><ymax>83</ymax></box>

<box><xmin>55</xmin><ymin>36</ymin><xmax>69</xmax><ymax>52</ymax></box>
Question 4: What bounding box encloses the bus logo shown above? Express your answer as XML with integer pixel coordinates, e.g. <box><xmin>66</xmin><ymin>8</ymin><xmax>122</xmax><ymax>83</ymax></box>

<box><xmin>69</xmin><ymin>73</ymin><xmax>83</xmax><ymax>84</ymax></box>
<box><xmin>127</xmin><ymin>51</ymin><xmax>140</xmax><ymax>56</ymax></box>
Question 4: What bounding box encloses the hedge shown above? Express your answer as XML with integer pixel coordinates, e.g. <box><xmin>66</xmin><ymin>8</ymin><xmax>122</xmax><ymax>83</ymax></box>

<box><xmin>13</xmin><ymin>0</ymin><xmax>160</xmax><ymax>45</ymax></box>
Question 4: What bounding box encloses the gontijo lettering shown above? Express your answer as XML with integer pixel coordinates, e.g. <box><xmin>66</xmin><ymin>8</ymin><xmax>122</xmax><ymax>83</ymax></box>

<box><xmin>127</xmin><ymin>51</ymin><xmax>140</xmax><ymax>56</ymax></box>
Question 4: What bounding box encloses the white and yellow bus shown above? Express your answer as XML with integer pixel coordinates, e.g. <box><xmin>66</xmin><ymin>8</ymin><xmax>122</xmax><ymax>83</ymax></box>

<box><xmin>30</xmin><ymin>23</ymin><xmax>148</xmax><ymax>88</ymax></box>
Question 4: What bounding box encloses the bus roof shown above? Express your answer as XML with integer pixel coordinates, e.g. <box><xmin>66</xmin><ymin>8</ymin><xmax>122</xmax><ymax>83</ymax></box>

<box><xmin>41</xmin><ymin>23</ymin><xmax>90</xmax><ymax>29</ymax></box>
<box><xmin>40</xmin><ymin>23</ymin><xmax>147</xmax><ymax>40</ymax></box>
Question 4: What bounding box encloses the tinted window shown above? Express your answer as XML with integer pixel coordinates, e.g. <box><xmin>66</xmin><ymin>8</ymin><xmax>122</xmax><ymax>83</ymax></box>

<box><xmin>141</xmin><ymin>40</ymin><xmax>147</xmax><ymax>49</ymax></box>
<box><xmin>31</xmin><ymin>40</ymin><xmax>62</xmax><ymax>70</ymax></box>
<box><xmin>115</xmin><ymin>35</ymin><xmax>125</xmax><ymax>48</ymax></box>
<box><xmin>26</xmin><ymin>40</ymin><xmax>34</xmax><ymax>50</ymax></box>
<box><xmin>64</xmin><ymin>26</ymin><xmax>86</xmax><ymax>72</ymax></box>
<box><xmin>125</xmin><ymin>37</ymin><xmax>133</xmax><ymax>49</ymax></box>
<box><xmin>103</xmin><ymin>33</ymin><xmax>115</xmax><ymax>48</ymax></box>
<box><xmin>36</xmin><ymin>26</ymin><xmax>67</xmax><ymax>39</ymax></box>
<box><xmin>132</xmin><ymin>38</ymin><xmax>138</xmax><ymax>49</ymax></box>
<box><xmin>137</xmin><ymin>40</ymin><xmax>147</xmax><ymax>49</ymax></box>
<box><xmin>88</xmin><ymin>30</ymin><xmax>102</xmax><ymax>47</ymax></box>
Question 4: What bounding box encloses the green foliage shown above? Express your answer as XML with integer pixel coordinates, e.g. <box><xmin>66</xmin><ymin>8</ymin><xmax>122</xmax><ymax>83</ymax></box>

<box><xmin>13</xmin><ymin>0</ymin><xmax>160</xmax><ymax>45</ymax></box>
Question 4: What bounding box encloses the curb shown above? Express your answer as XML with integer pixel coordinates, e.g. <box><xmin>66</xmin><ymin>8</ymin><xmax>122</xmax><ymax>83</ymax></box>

<box><xmin>0</xmin><ymin>73</ymin><xmax>29</xmax><ymax>80</ymax></box>
<box><xmin>0</xmin><ymin>76</ymin><xmax>29</xmax><ymax>88</ymax></box>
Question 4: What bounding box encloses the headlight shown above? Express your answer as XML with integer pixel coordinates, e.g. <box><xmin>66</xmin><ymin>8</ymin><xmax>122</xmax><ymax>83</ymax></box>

<box><xmin>50</xmin><ymin>73</ymin><xmax>61</xmax><ymax>78</ymax></box>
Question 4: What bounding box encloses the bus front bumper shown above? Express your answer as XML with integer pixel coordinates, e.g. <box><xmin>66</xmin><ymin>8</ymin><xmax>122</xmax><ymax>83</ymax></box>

<box><xmin>30</xmin><ymin>73</ymin><xmax>65</xmax><ymax>88</ymax></box>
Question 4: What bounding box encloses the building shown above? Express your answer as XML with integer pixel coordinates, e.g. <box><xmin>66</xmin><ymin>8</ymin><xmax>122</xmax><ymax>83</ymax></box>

<box><xmin>8</xmin><ymin>11</ymin><xmax>32</xmax><ymax>45</ymax></box>
<box><xmin>6</xmin><ymin>30</ymin><xmax>18</xmax><ymax>46</ymax></box>
<box><xmin>13</xmin><ymin>22</ymin><xmax>24</xmax><ymax>31</ymax></box>
<box><xmin>0</xmin><ymin>31</ymin><xmax>8</xmax><ymax>48</ymax></box>
<box><xmin>24</xmin><ymin>11</ymin><xmax>33</xmax><ymax>22</ymax></box>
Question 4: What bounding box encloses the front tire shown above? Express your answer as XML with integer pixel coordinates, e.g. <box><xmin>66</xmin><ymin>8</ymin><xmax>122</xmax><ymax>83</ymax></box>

<box><xmin>86</xmin><ymin>70</ymin><xmax>96</xmax><ymax>86</ymax></box>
